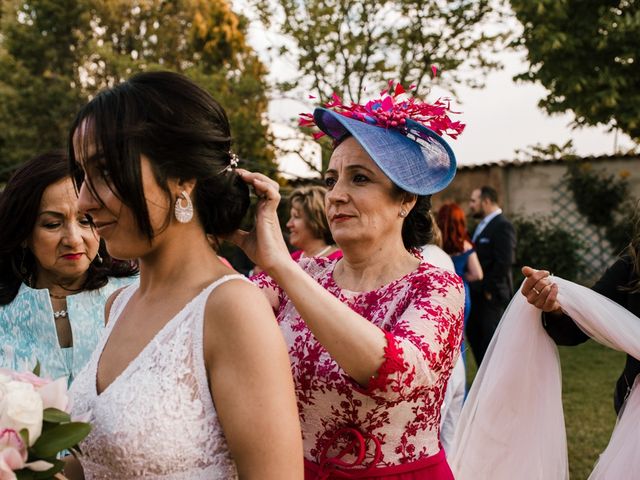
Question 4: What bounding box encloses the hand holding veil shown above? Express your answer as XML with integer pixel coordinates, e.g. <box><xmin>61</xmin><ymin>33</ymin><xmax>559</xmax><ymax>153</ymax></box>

<box><xmin>451</xmin><ymin>277</ymin><xmax>640</xmax><ymax>479</ymax></box>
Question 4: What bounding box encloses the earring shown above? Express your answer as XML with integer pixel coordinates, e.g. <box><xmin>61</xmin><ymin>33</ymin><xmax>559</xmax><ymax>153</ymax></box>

<box><xmin>174</xmin><ymin>191</ymin><xmax>194</xmax><ymax>223</ymax></box>
<box><xmin>399</xmin><ymin>209</ymin><xmax>408</xmax><ymax>218</ymax></box>
<box><xmin>95</xmin><ymin>252</ymin><xmax>103</xmax><ymax>264</ymax></box>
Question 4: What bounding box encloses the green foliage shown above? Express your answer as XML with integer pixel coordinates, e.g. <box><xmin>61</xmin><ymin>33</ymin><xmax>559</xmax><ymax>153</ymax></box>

<box><xmin>604</xmin><ymin>198</ymin><xmax>638</xmax><ymax>256</ymax></box>
<box><xmin>510</xmin><ymin>0</ymin><xmax>640</xmax><ymax>141</ymax></box>
<box><xmin>15</xmin><ymin>412</ymin><xmax>89</xmax><ymax>479</ymax></box>
<box><xmin>253</xmin><ymin>0</ymin><xmax>507</xmax><ymax>103</ymax></box>
<box><xmin>250</xmin><ymin>0</ymin><xmax>507</xmax><ymax>179</ymax></box>
<box><xmin>512</xmin><ymin>215</ymin><xmax>585</xmax><ymax>283</ymax></box>
<box><xmin>0</xmin><ymin>0</ymin><xmax>276</xmax><ymax>178</ymax></box>
<box><xmin>563</xmin><ymin>161</ymin><xmax>636</xmax><ymax>255</ymax></box>
<box><xmin>42</xmin><ymin>407</ymin><xmax>72</xmax><ymax>424</ymax></box>
<box><xmin>30</xmin><ymin>422</ymin><xmax>91</xmax><ymax>458</ymax></box>
<box><xmin>80</xmin><ymin>0</ymin><xmax>277</xmax><ymax>176</ymax></box>
<box><xmin>185</xmin><ymin>64</ymin><xmax>277</xmax><ymax>177</ymax></box>
<box><xmin>514</xmin><ymin>139</ymin><xmax>578</xmax><ymax>162</ymax></box>
<box><xmin>31</xmin><ymin>360</ymin><xmax>41</xmax><ymax>377</ymax></box>
<box><xmin>564</xmin><ymin>162</ymin><xmax>628</xmax><ymax>228</ymax></box>
<box><xmin>0</xmin><ymin>0</ymin><xmax>88</xmax><ymax>178</ymax></box>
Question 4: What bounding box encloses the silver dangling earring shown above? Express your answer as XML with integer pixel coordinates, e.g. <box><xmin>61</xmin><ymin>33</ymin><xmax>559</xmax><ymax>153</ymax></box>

<box><xmin>174</xmin><ymin>191</ymin><xmax>194</xmax><ymax>223</ymax></box>
<box><xmin>95</xmin><ymin>252</ymin><xmax>103</xmax><ymax>264</ymax></box>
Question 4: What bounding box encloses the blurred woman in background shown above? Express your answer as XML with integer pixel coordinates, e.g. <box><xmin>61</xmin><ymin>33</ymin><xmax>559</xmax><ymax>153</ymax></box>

<box><xmin>286</xmin><ymin>185</ymin><xmax>341</xmax><ymax>261</ymax></box>
<box><xmin>437</xmin><ymin>203</ymin><xmax>483</xmax><ymax>327</ymax></box>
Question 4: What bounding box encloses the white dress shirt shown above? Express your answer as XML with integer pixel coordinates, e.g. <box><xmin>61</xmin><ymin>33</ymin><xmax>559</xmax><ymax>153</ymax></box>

<box><xmin>471</xmin><ymin>208</ymin><xmax>502</xmax><ymax>242</ymax></box>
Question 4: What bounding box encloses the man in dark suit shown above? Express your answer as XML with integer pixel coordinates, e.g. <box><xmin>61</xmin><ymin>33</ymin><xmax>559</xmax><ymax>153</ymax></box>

<box><xmin>467</xmin><ymin>186</ymin><xmax>517</xmax><ymax>366</ymax></box>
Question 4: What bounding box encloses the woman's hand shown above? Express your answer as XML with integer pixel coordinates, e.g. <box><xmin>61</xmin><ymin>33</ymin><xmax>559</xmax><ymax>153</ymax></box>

<box><xmin>229</xmin><ymin>170</ymin><xmax>292</xmax><ymax>274</ymax></box>
<box><xmin>521</xmin><ymin>266</ymin><xmax>562</xmax><ymax>313</ymax></box>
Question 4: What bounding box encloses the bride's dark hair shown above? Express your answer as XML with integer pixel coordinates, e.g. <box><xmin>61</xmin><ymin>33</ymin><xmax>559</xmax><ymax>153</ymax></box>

<box><xmin>68</xmin><ymin>71</ymin><xmax>249</xmax><ymax>242</ymax></box>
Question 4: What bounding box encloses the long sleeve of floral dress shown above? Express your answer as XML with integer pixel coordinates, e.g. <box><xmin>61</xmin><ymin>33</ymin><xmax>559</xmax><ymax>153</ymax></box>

<box><xmin>252</xmin><ymin>256</ymin><xmax>464</xmax><ymax>470</ymax></box>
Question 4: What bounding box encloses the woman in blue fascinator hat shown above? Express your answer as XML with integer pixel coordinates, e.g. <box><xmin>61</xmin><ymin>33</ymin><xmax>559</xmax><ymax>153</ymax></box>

<box><xmin>234</xmin><ymin>81</ymin><xmax>466</xmax><ymax>479</ymax></box>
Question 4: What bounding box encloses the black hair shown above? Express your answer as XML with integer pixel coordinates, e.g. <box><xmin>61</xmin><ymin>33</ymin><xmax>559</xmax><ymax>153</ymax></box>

<box><xmin>0</xmin><ymin>152</ymin><xmax>138</xmax><ymax>305</ymax></box>
<box><xmin>401</xmin><ymin>194</ymin><xmax>434</xmax><ymax>249</ymax></box>
<box><xmin>480</xmin><ymin>186</ymin><xmax>499</xmax><ymax>204</ymax></box>
<box><xmin>68</xmin><ymin>70</ymin><xmax>250</xmax><ymax>241</ymax></box>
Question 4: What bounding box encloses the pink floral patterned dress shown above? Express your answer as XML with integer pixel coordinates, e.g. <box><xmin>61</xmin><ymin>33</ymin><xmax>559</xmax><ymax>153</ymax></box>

<box><xmin>254</xmin><ymin>256</ymin><xmax>464</xmax><ymax>479</ymax></box>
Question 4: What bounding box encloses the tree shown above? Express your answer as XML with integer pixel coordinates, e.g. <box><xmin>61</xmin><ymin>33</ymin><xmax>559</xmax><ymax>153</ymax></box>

<box><xmin>563</xmin><ymin>160</ymin><xmax>636</xmax><ymax>256</ymax></box>
<box><xmin>248</xmin><ymin>0</ymin><xmax>507</xmax><ymax>176</ymax></box>
<box><xmin>513</xmin><ymin>139</ymin><xmax>578</xmax><ymax>162</ymax></box>
<box><xmin>510</xmin><ymin>0</ymin><xmax>640</xmax><ymax>141</ymax></box>
<box><xmin>512</xmin><ymin>215</ymin><xmax>585</xmax><ymax>283</ymax></box>
<box><xmin>0</xmin><ymin>0</ymin><xmax>88</xmax><ymax>178</ymax></box>
<box><xmin>0</xmin><ymin>0</ymin><xmax>276</xmax><ymax>178</ymax></box>
<box><xmin>251</xmin><ymin>0</ymin><xmax>507</xmax><ymax>103</ymax></box>
<box><xmin>82</xmin><ymin>0</ymin><xmax>277</xmax><ymax>176</ymax></box>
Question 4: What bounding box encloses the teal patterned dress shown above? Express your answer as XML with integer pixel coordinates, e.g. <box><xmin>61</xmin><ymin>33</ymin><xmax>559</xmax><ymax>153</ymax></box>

<box><xmin>0</xmin><ymin>277</ymin><xmax>135</xmax><ymax>384</ymax></box>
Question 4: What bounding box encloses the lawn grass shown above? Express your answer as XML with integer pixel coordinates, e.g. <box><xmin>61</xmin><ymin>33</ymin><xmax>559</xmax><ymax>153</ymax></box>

<box><xmin>465</xmin><ymin>340</ymin><xmax>625</xmax><ymax>478</ymax></box>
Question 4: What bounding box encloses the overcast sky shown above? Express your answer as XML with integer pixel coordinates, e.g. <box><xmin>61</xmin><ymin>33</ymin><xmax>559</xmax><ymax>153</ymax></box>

<box><xmin>236</xmin><ymin>2</ymin><xmax>637</xmax><ymax>176</ymax></box>
<box><xmin>430</xmin><ymin>50</ymin><xmax>636</xmax><ymax>166</ymax></box>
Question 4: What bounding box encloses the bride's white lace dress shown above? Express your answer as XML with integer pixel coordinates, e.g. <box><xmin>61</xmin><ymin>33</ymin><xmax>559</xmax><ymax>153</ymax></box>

<box><xmin>70</xmin><ymin>276</ymin><xmax>246</xmax><ymax>479</ymax></box>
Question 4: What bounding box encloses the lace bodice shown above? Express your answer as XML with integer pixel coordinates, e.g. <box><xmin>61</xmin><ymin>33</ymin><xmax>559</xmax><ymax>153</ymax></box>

<box><xmin>70</xmin><ymin>276</ymin><xmax>246</xmax><ymax>479</ymax></box>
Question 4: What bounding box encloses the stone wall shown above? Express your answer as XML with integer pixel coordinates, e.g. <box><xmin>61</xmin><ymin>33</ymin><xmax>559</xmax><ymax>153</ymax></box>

<box><xmin>433</xmin><ymin>155</ymin><xmax>640</xmax><ymax>218</ymax></box>
<box><xmin>432</xmin><ymin>154</ymin><xmax>639</xmax><ymax>281</ymax></box>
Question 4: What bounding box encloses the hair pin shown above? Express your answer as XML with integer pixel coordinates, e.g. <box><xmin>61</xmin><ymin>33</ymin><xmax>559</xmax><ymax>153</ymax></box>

<box><xmin>229</xmin><ymin>152</ymin><xmax>239</xmax><ymax>168</ymax></box>
<box><xmin>219</xmin><ymin>151</ymin><xmax>240</xmax><ymax>174</ymax></box>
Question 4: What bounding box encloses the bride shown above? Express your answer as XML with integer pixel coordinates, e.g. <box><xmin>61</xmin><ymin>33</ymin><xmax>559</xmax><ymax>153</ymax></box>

<box><xmin>65</xmin><ymin>71</ymin><xmax>303</xmax><ymax>479</ymax></box>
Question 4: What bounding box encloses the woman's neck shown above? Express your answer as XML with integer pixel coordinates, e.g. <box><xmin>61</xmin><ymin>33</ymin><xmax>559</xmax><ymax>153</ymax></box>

<box><xmin>34</xmin><ymin>271</ymin><xmax>88</xmax><ymax>297</ymax></box>
<box><xmin>300</xmin><ymin>238</ymin><xmax>330</xmax><ymax>258</ymax></box>
<box><xmin>334</xmin><ymin>240</ymin><xmax>419</xmax><ymax>292</ymax></box>
<box><xmin>136</xmin><ymin>229</ymin><xmax>228</xmax><ymax>296</ymax></box>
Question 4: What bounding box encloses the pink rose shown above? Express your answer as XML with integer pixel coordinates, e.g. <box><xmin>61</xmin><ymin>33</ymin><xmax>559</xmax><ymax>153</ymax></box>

<box><xmin>7</xmin><ymin>372</ymin><xmax>49</xmax><ymax>389</ymax></box>
<box><xmin>0</xmin><ymin>382</ymin><xmax>43</xmax><ymax>445</ymax></box>
<box><xmin>38</xmin><ymin>378</ymin><xmax>69</xmax><ymax>412</ymax></box>
<box><xmin>0</xmin><ymin>429</ymin><xmax>27</xmax><ymax>480</ymax></box>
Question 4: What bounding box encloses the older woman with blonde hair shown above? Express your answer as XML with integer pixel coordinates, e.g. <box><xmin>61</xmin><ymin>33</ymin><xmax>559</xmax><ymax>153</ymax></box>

<box><xmin>286</xmin><ymin>185</ymin><xmax>341</xmax><ymax>261</ymax></box>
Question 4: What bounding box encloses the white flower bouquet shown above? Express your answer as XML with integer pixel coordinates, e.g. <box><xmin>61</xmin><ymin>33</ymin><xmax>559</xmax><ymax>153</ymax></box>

<box><xmin>0</xmin><ymin>366</ymin><xmax>90</xmax><ymax>480</ymax></box>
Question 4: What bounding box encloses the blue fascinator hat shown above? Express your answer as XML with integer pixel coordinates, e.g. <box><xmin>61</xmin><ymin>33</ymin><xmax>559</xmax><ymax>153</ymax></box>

<box><xmin>301</xmin><ymin>82</ymin><xmax>464</xmax><ymax>196</ymax></box>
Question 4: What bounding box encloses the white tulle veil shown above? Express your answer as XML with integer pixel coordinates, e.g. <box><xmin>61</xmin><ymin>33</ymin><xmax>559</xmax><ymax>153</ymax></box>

<box><xmin>450</xmin><ymin>277</ymin><xmax>640</xmax><ymax>479</ymax></box>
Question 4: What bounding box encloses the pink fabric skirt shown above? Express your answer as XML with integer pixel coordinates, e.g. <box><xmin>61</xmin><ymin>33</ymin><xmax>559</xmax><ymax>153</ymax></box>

<box><xmin>304</xmin><ymin>449</ymin><xmax>454</xmax><ymax>480</ymax></box>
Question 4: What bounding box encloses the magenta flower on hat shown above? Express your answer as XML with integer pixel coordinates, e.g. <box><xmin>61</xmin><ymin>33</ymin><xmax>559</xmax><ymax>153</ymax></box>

<box><xmin>300</xmin><ymin>79</ymin><xmax>465</xmax><ymax>140</ymax></box>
